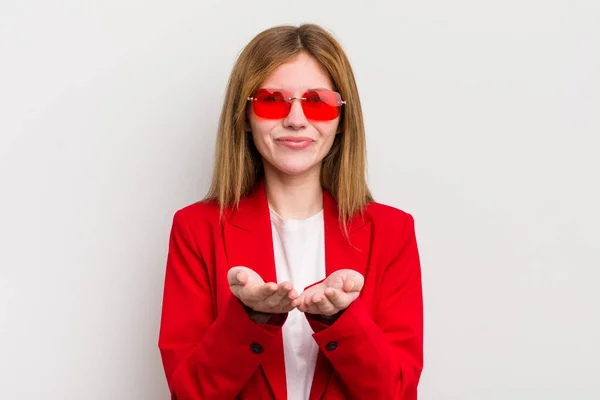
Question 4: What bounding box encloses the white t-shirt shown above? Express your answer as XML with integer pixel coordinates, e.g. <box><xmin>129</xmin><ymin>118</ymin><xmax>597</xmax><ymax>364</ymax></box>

<box><xmin>270</xmin><ymin>207</ymin><xmax>326</xmax><ymax>400</ymax></box>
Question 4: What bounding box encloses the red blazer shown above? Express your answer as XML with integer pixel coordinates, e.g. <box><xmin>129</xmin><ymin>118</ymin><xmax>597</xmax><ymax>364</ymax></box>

<box><xmin>158</xmin><ymin>180</ymin><xmax>423</xmax><ymax>399</ymax></box>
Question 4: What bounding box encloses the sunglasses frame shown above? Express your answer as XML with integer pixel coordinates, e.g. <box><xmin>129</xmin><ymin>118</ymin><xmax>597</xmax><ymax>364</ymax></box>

<box><xmin>247</xmin><ymin>88</ymin><xmax>346</xmax><ymax>121</ymax></box>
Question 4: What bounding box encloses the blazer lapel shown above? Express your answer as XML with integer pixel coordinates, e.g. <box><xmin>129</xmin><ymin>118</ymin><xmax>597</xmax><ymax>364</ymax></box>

<box><xmin>309</xmin><ymin>190</ymin><xmax>372</xmax><ymax>400</ymax></box>
<box><xmin>224</xmin><ymin>179</ymin><xmax>277</xmax><ymax>282</ymax></box>
<box><xmin>223</xmin><ymin>180</ymin><xmax>286</xmax><ymax>399</ymax></box>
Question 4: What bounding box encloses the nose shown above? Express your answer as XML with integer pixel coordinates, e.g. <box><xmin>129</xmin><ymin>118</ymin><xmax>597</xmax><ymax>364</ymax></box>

<box><xmin>282</xmin><ymin>98</ymin><xmax>308</xmax><ymax>130</ymax></box>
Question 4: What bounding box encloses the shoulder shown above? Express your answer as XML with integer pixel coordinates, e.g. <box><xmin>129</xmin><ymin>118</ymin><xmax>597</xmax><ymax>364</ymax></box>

<box><xmin>171</xmin><ymin>199</ymin><xmax>223</xmax><ymax>229</ymax></box>
<box><xmin>364</xmin><ymin>201</ymin><xmax>414</xmax><ymax>226</ymax></box>
<box><xmin>362</xmin><ymin>201</ymin><xmax>416</xmax><ymax>238</ymax></box>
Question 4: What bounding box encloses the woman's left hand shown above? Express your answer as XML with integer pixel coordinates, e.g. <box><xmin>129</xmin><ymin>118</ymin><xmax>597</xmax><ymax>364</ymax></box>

<box><xmin>296</xmin><ymin>269</ymin><xmax>364</xmax><ymax>316</ymax></box>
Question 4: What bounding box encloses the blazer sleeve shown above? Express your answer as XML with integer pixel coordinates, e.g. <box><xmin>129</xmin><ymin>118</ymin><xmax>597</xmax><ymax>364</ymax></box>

<box><xmin>306</xmin><ymin>212</ymin><xmax>424</xmax><ymax>400</ymax></box>
<box><xmin>158</xmin><ymin>210</ymin><xmax>286</xmax><ymax>399</ymax></box>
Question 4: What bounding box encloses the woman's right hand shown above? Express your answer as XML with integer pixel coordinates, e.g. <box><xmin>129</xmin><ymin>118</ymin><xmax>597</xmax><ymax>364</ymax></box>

<box><xmin>227</xmin><ymin>266</ymin><xmax>299</xmax><ymax>315</ymax></box>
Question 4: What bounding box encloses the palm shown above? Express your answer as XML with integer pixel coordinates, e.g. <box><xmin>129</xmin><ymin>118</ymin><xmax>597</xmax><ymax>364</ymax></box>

<box><xmin>323</xmin><ymin>269</ymin><xmax>364</xmax><ymax>292</ymax></box>
<box><xmin>227</xmin><ymin>266</ymin><xmax>298</xmax><ymax>314</ymax></box>
<box><xmin>297</xmin><ymin>269</ymin><xmax>364</xmax><ymax>315</ymax></box>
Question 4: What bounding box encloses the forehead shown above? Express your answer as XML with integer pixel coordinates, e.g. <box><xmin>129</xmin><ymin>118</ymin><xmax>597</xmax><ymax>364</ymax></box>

<box><xmin>261</xmin><ymin>52</ymin><xmax>333</xmax><ymax>92</ymax></box>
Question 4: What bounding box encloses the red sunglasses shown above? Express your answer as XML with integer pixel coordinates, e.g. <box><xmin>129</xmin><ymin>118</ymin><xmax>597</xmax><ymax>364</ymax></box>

<box><xmin>247</xmin><ymin>88</ymin><xmax>346</xmax><ymax>121</ymax></box>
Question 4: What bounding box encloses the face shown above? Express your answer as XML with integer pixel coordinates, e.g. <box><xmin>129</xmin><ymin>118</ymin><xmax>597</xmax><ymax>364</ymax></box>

<box><xmin>246</xmin><ymin>52</ymin><xmax>341</xmax><ymax>178</ymax></box>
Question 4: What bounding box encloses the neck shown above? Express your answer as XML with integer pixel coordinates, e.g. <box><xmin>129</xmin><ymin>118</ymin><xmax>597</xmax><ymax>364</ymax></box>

<box><xmin>263</xmin><ymin>163</ymin><xmax>323</xmax><ymax>220</ymax></box>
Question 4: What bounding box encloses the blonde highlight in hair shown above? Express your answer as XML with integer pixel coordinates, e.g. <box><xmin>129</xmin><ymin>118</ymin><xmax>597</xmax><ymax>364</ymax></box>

<box><xmin>204</xmin><ymin>24</ymin><xmax>373</xmax><ymax>233</ymax></box>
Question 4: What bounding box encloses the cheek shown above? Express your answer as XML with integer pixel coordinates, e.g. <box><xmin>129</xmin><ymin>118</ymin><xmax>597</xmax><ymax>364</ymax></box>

<box><xmin>249</xmin><ymin>119</ymin><xmax>279</xmax><ymax>150</ymax></box>
<box><xmin>314</xmin><ymin>121</ymin><xmax>340</xmax><ymax>142</ymax></box>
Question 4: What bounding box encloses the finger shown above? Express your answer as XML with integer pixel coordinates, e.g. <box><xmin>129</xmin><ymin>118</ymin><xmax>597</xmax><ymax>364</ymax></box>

<box><xmin>255</xmin><ymin>282</ymin><xmax>278</xmax><ymax>299</ymax></box>
<box><xmin>266</xmin><ymin>282</ymin><xmax>294</xmax><ymax>308</ymax></box>
<box><xmin>243</xmin><ymin>281</ymin><xmax>276</xmax><ymax>302</ymax></box>
<box><xmin>227</xmin><ymin>267</ymin><xmax>243</xmax><ymax>286</ymax></box>
<box><xmin>276</xmin><ymin>281</ymin><xmax>295</xmax><ymax>299</ymax></box>
<box><xmin>299</xmin><ymin>293</ymin><xmax>314</xmax><ymax>312</ymax></box>
<box><xmin>236</xmin><ymin>271</ymin><xmax>248</xmax><ymax>286</ymax></box>
<box><xmin>307</xmin><ymin>293</ymin><xmax>326</xmax><ymax>314</ymax></box>
<box><xmin>324</xmin><ymin>287</ymin><xmax>347</xmax><ymax>309</ymax></box>
<box><xmin>314</xmin><ymin>294</ymin><xmax>337</xmax><ymax>315</ymax></box>
<box><xmin>287</xmin><ymin>286</ymin><xmax>298</xmax><ymax>300</ymax></box>
<box><xmin>230</xmin><ymin>274</ymin><xmax>249</xmax><ymax>301</ymax></box>
<box><xmin>266</xmin><ymin>281</ymin><xmax>293</xmax><ymax>303</ymax></box>
<box><xmin>293</xmin><ymin>295</ymin><xmax>304</xmax><ymax>310</ymax></box>
<box><xmin>343</xmin><ymin>278</ymin><xmax>354</xmax><ymax>292</ymax></box>
<box><xmin>303</xmin><ymin>294</ymin><xmax>318</xmax><ymax>314</ymax></box>
<box><xmin>282</xmin><ymin>287</ymin><xmax>300</xmax><ymax>308</ymax></box>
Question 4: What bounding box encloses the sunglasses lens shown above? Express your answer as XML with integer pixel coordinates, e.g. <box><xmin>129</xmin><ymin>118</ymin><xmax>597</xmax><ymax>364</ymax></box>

<box><xmin>302</xmin><ymin>90</ymin><xmax>342</xmax><ymax>121</ymax></box>
<box><xmin>250</xmin><ymin>89</ymin><xmax>343</xmax><ymax>121</ymax></box>
<box><xmin>252</xmin><ymin>89</ymin><xmax>290</xmax><ymax>119</ymax></box>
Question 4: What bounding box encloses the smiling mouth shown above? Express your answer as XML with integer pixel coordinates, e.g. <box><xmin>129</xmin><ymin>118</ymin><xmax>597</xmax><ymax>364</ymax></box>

<box><xmin>276</xmin><ymin>137</ymin><xmax>315</xmax><ymax>143</ymax></box>
<box><xmin>275</xmin><ymin>137</ymin><xmax>315</xmax><ymax>149</ymax></box>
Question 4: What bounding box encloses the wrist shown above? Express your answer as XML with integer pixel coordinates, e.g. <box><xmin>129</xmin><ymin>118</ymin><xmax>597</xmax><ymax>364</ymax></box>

<box><xmin>315</xmin><ymin>310</ymin><xmax>344</xmax><ymax>325</ymax></box>
<box><xmin>244</xmin><ymin>305</ymin><xmax>272</xmax><ymax>324</ymax></box>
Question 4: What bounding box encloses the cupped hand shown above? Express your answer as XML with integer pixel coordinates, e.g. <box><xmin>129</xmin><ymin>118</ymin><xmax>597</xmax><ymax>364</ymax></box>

<box><xmin>296</xmin><ymin>269</ymin><xmax>364</xmax><ymax>316</ymax></box>
<box><xmin>227</xmin><ymin>266</ymin><xmax>299</xmax><ymax>314</ymax></box>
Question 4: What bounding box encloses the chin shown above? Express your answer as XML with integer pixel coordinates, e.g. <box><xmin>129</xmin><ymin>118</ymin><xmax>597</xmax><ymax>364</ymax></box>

<box><xmin>270</xmin><ymin>161</ymin><xmax>318</xmax><ymax>176</ymax></box>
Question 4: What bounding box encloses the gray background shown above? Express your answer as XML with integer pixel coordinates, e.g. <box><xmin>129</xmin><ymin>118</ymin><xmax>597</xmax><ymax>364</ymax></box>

<box><xmin>1</xmin><ymin>0</ymin><xmax>599</xmax><ymax>398</ymax></box>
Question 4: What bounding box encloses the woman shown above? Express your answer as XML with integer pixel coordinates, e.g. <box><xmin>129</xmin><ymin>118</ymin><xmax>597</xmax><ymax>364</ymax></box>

<box><xmin>158</xmin><ymin>24</ymin><xmax>423</xmax><ymax>400</ymax></box>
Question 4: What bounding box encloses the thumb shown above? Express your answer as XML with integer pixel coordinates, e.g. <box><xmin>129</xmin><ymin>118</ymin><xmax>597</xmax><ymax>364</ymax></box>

<box><xmin>343</xmin><ymin>278</ymin><xmax>355</xmax><ymax>292</ymax></box>
<box><xmin>228</xmin><ymin>267</ymin><xmax>247</xmax><ymax>286</ymax></box>
<box><xmin>236</xmin><ymin>271</ymin><xmax>248</xmax><ymax>285</ymax></box>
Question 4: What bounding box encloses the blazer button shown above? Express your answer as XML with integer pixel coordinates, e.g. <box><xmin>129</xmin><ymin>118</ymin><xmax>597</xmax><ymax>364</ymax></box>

<box><xmin>325</xmin><ymin>341</ymin><xmax>338</xmax><ymax>351</ymax></box>
<box><xmin>250</xmin><ymin>343</ymin><xmax>263</xmax><ymax>354</ymax></box>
